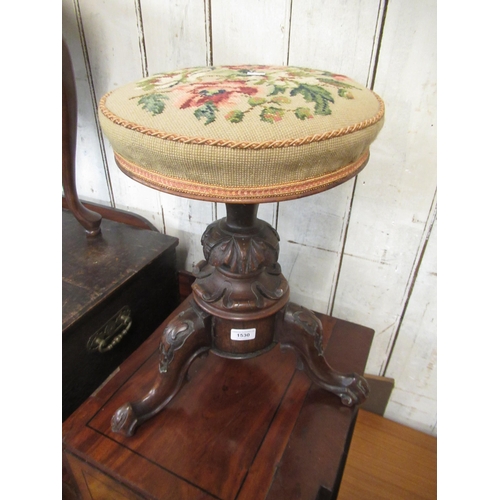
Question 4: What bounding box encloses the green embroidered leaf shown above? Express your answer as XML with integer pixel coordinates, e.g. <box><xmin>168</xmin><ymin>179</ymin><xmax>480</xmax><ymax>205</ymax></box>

<box><xmin>294</xmin><ymin>107</ymin><xmax>313</xmax><ymax>120</ymax></box>
<box><xmin>137</xmin><ymin>94</ymin><xmax>169</xmax><ymax>115</ymax></box>
<box><xmin>260</xmin><ymin>107</ymin><xmax>285</xmax><ymax>123</ymax></box>
<box><xmin>194</xmin><ymin>101</ymin><xmax>218</xmax><ymax>125</ymax></box>
<box><xmin>290</xmin><ymin>84</ymin><xmax>334</xmax><ymax>116</ymax></box>
<box><xmin>337</xmin><ymin>88</ymin><xmax>354</xmax><ymax>99</ymax></box>
<box><xmin>248</xmin><ymin>97</ymin><xmax>267</xmax><ymax>106</ymax></box>
<box><xmin>271</xmin><ymin>96</ymin><xmax>291</xmax><ymax>104</ymax></box>
<box><xmin>269</xmin><ymin>85</ymin><xmax>287</xmax><ymax>96</ymax></box>
<box><xmin>225</xmin><ymin>110</ymin><xmax>245</xmax><ymax>123</ymax></box>
<box><xmin>318</xmin><ymin>78</ymin><xmax>360</xmax><ymax>91</ymax></box>
<box><xmin>286</xmin><ymin>69</ymin><xmax>311</xmax><ymax>78</ymax></box>
<box><xmin>137</xmin><ymin>80</ymin><xmax>157</xmax><ymax>92</ymax></box>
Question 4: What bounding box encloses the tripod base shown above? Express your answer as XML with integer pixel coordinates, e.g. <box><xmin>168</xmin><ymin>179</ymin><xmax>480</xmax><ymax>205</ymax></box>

<box><xmin>111</xmin><ymin>298</ymin><xmax>369</xmax><ymax>436</ymax></box>
<box><xmin>111</xmin><ymin>204</ymin><xmax>369</xmax><ymax>437</ymax></box>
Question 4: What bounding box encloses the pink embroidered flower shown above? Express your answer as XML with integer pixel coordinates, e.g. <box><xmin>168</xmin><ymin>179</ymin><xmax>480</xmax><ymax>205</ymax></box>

<box><xmin>134</xmin><ymin>66</ymin><xmax>360</xmax><ymax>125</ymax></box>
<box><xmin>176</xmin><ymin>80</ymin><xmax>260</xmax><ymax>110</ymax></box>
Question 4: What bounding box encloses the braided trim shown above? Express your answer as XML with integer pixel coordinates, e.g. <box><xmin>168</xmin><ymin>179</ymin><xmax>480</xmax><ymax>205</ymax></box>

<box><xmin>114</xmin><ymin>151</ymin><xmax>369</xmax><ymax>202</ymax></box>
<box><xmin>99</xmin><ymin>92</ymin><xmax>384</xmax><ymax>150</ymax></box>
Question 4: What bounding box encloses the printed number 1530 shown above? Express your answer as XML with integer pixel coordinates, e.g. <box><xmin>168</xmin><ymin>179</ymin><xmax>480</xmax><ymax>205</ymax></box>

<box><xmin>231</xmin><ymin>328</ymin><xmax>256</xmax><ymax>341</ymax></box>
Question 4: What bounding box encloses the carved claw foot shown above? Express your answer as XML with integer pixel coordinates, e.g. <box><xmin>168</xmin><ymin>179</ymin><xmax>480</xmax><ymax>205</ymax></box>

<box><xmin>111</xmin><ymin>300</ymin><xmax>212</xmax><ymax>436</ymax></box>
<box><xmin>276</xmin><ymin>302</ymin><xmax>369</xmax><ymax>407</ymax></box>
<box><xmin>111</xmin><ymin>403</ymin><xmax>139</xmax><ymax>436</ymax></box>
<box><xmin>330</xmin><ymin>372</ymin><xmax>370</xmax><ymax>407</ymax></box>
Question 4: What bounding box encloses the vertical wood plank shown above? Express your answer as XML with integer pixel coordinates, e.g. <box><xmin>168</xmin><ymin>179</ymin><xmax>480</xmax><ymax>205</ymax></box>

<box><xmin>62</xmin><ymin>0</ymin><xmax>112</xmax><ymax>205</ymax></box>
<box><xmin>140</xmin><ymin>0</ymin><xmax>208</xmax><ymax>74</ymax></box>
<box><xmin>279</xmin><ymin>0</ymin><xmax>383</xmax><ymax>313</ymax></box>
<box><xmin>288</xmin><ymin>0</ymin><xmax>383</xmax><ymax>84</ymax></box>
<box><xmin>383</xmin><ymin>214</ymin><xmax>437</xmax><ymax>435</ymax></box>
<box><xmin>278</xmin><ymin>186</ymin><xmax>352</xmax><ymax>313</ymax></box>
<box><xmin>332</xmin><ymin>0</ymin><xmax>437</xmax><ymax>381</ymax></box>
<box><xmin>211</xmin><ymin>0</ymin><xmax>291</xmax><ymax>66</ymax></box>
<box><xmin>70</xmin><ymin>0</ymin><xmax>165</xmax><ymax>228</ymax></box>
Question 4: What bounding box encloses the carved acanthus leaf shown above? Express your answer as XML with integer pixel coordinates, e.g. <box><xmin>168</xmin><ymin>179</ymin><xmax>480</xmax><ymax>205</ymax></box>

<box><xmin>201</xmin><ymin>220</ymin><xmax>279</xmax><ymax>274</ymax></box>
<box><xmin>159</xmin><ymin>304</ymin><xmax>208</xmax><ymax>373</ymax></box>
<box><xmin>291</xmin><ymin>306</ymin><xmax>324</xmax><ymax>356</ymax></box>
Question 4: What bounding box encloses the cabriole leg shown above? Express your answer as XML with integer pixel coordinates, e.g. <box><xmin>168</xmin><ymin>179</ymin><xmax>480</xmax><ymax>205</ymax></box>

<box><xmin>276</xmin><ymin>302</ymin><xmax>369</xmax><ymax>406</ymax></box>
<box><xmin>111</xmin><ymin>299</ymin><xmax>212</xmax><ymax>436</ymax></box>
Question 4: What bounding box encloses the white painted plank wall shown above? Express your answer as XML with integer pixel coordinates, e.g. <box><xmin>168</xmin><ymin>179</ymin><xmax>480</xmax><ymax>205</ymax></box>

<box><xmin>281</xmin><ymin>0</ymin><xmax>384</xmax><ymax>314</ymax></box>
<box><xmin>332</xmin><ymin>0</ymin><xmax>437</xmax><ymax>435</ymax></box>
<box><xmin>62</xmin><ymin>0</ymin><xmax>437</xmax><ymax>435</ymax></box>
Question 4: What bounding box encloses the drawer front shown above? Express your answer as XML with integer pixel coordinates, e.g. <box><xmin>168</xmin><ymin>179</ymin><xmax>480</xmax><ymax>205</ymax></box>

<box><xmin>65</xmin><ymin>453</ymin><xmax>144</xmax><ymax>500</ymax></box>
<box><xmin>62</xmin><ymin>250</ymin><xmax>178</xmax><ymax>421</ymax></box>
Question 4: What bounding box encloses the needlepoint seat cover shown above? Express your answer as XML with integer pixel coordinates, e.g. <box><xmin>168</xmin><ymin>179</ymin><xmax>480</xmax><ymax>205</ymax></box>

<box><xmin>99</xmin><ymin>65</ymin><xmax>385</xmax><ymax>203</ymax></box>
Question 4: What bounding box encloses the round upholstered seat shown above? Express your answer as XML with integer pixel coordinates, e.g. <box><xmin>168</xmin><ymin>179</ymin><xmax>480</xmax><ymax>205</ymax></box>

<box><xmin>99</xmin><ymin>65</ymin><xmax>384</xmax><ymax>203</ymax></box>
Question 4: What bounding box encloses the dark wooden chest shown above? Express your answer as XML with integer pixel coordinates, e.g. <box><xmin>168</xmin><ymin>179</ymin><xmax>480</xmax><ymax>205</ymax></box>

<box><xmin>62</xmin><ymin>208</ymin><xmax>179</xmax><ymax>421</ymax></box>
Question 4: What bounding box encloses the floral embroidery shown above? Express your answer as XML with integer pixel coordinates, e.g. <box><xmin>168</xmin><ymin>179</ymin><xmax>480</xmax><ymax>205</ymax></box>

<box><xmin>133</xmin><ymin>66</ymin><xmax>361</xmax><ymax>125</ymax></box>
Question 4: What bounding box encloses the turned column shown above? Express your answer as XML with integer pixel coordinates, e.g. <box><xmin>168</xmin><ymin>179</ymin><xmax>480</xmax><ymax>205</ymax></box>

<box><xmin>192</xmin><ymin>203</ymin><xmax>289</xmax><ymax>358</ymax></box>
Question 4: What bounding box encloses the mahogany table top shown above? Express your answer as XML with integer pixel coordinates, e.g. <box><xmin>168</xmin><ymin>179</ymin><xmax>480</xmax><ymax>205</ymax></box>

<box><xmin>63</xmin><ymin>298</ymin><xmax>374</xmax><ymax>500</ymax></box>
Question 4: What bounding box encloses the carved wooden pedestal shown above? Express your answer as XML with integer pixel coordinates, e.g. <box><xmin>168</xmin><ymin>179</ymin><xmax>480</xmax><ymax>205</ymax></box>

<box><xmin>112</xmin><ymin>203</ymin><xmax>369</xmax><ymax>436</ymax></box>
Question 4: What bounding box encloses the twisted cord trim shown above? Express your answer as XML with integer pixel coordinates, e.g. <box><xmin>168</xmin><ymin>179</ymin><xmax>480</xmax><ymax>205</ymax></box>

<box><xmin>99</xmin><ymin>93</ymin><xmax>384</xmax><ymax>150</ymax></box>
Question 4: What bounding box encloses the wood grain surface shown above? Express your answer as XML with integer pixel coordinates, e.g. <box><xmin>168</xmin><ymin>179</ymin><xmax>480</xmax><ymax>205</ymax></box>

<box><xmin>337</xmin><ymin>409</ymin><xmax>437</xmax><ymax>499</ymax></box>
<box><xmin>63</xmin><ymin>300</ymin><xmax>374</xmax><ymax>499</ymax></box>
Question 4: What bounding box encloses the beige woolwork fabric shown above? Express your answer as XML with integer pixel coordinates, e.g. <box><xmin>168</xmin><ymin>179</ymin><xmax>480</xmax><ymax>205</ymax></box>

<box><xmin>98</xmin><ymin>65</ymin><xmax>385</xmax><ymax>202</ymax></box>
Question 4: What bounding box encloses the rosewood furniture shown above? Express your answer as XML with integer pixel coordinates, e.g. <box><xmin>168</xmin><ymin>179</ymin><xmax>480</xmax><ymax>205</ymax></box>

<box><xmin>62</xmin><ymin>38</ymin><xmax>102</xmax><ymax>237</ymax></box>
<box><xmin>62</xmin><ymin>300</ymin><xmax>374</xmax><ymax>500</ymax></box>
<box><xmin>97</xmin><ymin>65</ymin><xmax>385</xmax><ymax>436</ymax></box>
